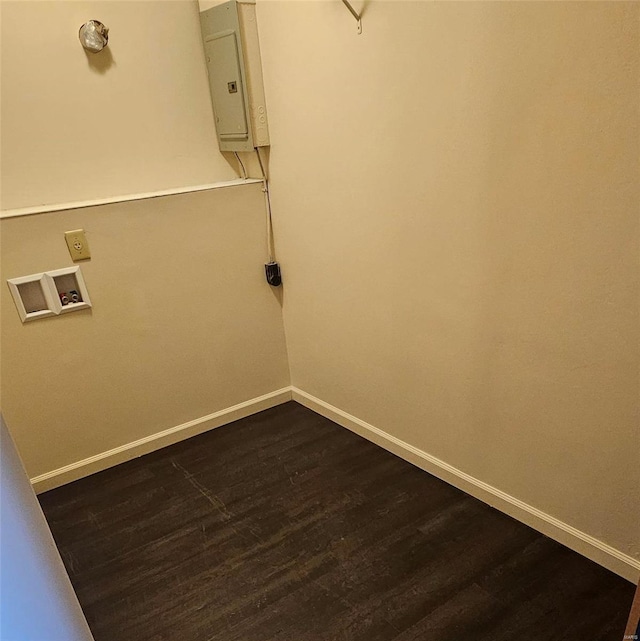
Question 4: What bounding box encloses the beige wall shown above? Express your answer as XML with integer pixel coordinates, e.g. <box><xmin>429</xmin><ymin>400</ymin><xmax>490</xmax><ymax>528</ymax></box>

<box><xmin>0</xmin><ymin>0</ymin><xmax>237</xmax><ymax>210</ymax></box>
<box><xmin>0</xmin><ymin>0</ymin><xmax>288</xmax><ymax>483</ymax></box>
<box><xmin>1</xmin><ymin>185</ymin><xmax>290</xmax><ymax>478</ymax></box>
<box><xmin>0</xmin><ymin>0</ymin><xmax>279</xmax><ymax>498</ymax></box>
<box><xmin>257</xmin><ymin>1</ymin><xmax>640</xmax><ymax>566</ymax></box>
<box><xmin>1</xmin><ymin>0</ymin><xmax>638</xmax><ymax>583</ymax></box>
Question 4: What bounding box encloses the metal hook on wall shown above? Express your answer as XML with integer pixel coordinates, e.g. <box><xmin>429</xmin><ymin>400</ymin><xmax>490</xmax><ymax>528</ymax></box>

<box><xmin>341</xmin><ymin>0</ymin><xmax>362</xmax><ymax>34</ymax></box>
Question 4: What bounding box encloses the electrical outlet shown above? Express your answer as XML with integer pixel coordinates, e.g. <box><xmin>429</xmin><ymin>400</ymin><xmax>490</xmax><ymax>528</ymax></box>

<box><xmin>64</xmin><ymin>229</ymin><xmax>91</xmax><ymax>261</ymax></box>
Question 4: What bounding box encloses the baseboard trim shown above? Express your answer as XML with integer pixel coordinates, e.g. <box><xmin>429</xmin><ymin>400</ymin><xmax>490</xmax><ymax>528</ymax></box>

<box><xmin>291</xmin><ymin>387</ymin><xmax>640</xmax><ymax>583</ymax></box>
<box><xmin>31</xmin><ymin>387</ymin><xmax>292</xmax><ymax>494</ymax></box>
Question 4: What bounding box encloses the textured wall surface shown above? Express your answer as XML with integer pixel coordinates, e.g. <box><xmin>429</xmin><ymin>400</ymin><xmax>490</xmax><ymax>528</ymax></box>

<box><xmin>1</xmin><ymin>185</ymin><xmax>290</xmax><ymax>477</ymax></box>
<box><xmin>258</xmin><ymin>1</ymin><xmax>639</xmax><ymax>566</ymax></box>
<box><xmin>0</xmin><ymin>0</ymin><xmax>236</xmax><ymax>210</ymax></box>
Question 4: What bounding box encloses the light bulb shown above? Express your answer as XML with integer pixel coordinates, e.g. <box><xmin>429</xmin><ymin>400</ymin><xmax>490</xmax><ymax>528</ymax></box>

<box><xmin>79</xmin><ymin>20</ymin><xmax>109</xmax><ymax>53</ymax></box>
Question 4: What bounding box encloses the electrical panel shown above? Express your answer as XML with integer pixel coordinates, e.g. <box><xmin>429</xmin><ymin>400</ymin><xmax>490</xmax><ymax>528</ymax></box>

<box><xmin>200</xmin><ymin>0</ymin><xmax>270</xmax><ymax>152</ymax></box>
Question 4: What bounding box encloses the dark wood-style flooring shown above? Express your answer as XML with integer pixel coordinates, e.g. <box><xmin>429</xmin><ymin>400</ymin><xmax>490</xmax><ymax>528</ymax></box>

<box><xmin>39</xmin><ymin>402</ymin><xmax>635</xmax><ymax>641</ymax></box>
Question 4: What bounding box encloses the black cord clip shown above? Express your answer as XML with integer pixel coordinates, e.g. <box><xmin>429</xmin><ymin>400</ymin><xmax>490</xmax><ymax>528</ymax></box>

<box><xmin>265</xmin><ymin>261</ymin><xmax>282</xmax><ymax>287</ymax></box>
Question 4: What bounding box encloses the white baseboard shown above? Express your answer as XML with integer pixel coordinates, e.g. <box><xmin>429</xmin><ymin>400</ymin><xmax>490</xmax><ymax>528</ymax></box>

<box><xmin>31</xmin><ymin>388</ymin><xmax>292</xmax><ymax>494</ymax></box>
<box><xmin>291</xmin><ymin>387</ymin><xmax>640</xmax><ymax>584</ymax></box>
<box><xmin>32</xmin><ymin>383</ymin><xmax>639</xmax><ymax>583</ymax></box>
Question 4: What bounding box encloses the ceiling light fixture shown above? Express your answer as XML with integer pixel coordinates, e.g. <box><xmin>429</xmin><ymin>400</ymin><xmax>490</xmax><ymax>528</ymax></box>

<box><xmin>79</xmin><ymin>20</ymin><xmax>109</xmax><ymax>53</ymax></box>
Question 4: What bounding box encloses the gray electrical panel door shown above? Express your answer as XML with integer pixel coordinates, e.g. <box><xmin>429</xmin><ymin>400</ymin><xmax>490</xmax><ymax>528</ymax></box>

<box><xmin>204</xmin><ymin>31</ymin><xmax>248</xmax><ymax>142</ymax></box>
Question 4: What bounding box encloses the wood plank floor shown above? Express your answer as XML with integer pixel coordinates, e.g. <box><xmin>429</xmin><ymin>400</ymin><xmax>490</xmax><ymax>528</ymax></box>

<box><xmin>39</xmin><ymin>402</ymin><xmax>635</xmax><ymax>641</ymax></box>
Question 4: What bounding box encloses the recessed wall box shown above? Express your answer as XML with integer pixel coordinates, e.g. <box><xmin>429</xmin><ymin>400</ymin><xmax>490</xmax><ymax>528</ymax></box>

<box><xmin>7</xmin><ymin>273</ymin><xmax>57</xmax><ymax>322</ymax></box>
<box><xmin>200</xmin><ymin>0</ymin><xmax>270</xmax><ymax>152</ymax></box>
<box><xmin>46</xmin><ymin>267</ymin><xmax>92</xmax><ymax>315</ymax></box>
<box><xmin>7</xmin><ymin>266</ymin><xmax>92</xmax><ymax>323</ymax></box>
